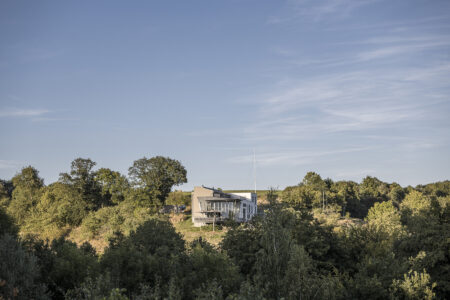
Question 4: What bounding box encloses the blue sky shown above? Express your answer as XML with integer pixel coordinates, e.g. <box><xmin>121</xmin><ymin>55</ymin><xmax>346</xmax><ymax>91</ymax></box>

<box><xmin>1</xmin><ymin>0</ymin><xmax>449</xmax><ymax>190</ymax></box>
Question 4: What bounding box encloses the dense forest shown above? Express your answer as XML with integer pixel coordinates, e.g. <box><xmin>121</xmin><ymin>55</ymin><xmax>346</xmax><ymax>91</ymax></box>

<box><xmin>0</xmin><ymin>156</ymin><xmax>449</xmax><ymax>299</ymax></box>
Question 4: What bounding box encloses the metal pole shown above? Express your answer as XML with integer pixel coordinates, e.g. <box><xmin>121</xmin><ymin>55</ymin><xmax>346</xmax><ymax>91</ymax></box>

<box><xmin>322</xmin><ymin>190</ymin><xmax>325</xmax><ymax>213</ymax></box>
<box><xmin>253</xmin><ymin>148</ymin><xmax>256</xmax><ymax>193</ymax></box>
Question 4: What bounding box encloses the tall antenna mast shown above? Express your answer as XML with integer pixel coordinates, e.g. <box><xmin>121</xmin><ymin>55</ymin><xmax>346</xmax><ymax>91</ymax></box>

<box><xmin>253</xmin><ymin>148</ymin><xmax>256</xmax><ymax>193</ymax></box>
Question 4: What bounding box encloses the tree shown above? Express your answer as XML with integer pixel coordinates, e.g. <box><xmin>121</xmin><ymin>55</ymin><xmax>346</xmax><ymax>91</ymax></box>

<box><xmin>366</xmin><ymin>201</ymin><xmax>403</xmax><ymax>238</ymax></box>
<box><xmin>187</xmin><ymin>240</ymin><xmax>241</xmax><ymax>298</ymax></box>
<box><xmin>59</xmin><ymin>158</ymin><xmax>102</xmax><ymax>209</ymax></box>
<box><xmin>128</xmin><ymin>156</ymin><xmax>187</xmax><ymax>205</ymax></box>
<box><xmin>95</xmin><ymin>168</ymin><xmax>129</xmax><ymax>205</ymax></box>
<box><xmin>333</xmin><ymin>180</ymin><xmax>359</xmax><ymax>217</ymax></box>
<box><xmin>47</xmin><ymin>238</ymin><xmax>99</xmax><ymax>299</ymax></box>
<box><xmin>0</xmin><ymin>207</ymin><xmax>17</xmax><ymax>237</ymax></box>
<box><xmin>389</xmin><ymin>183</ymin><xmax>405</xmax><ymax>205</ymax></box>
<box><xmin>283</xmin><ymin>244</ymin><xmax>343</xmax><ymax>299</ymax></box>
<box><xmin>101</xmin><ymin>219</ymin><xmax>186</xmax><ymax>296</ymax></box>
<box><xmin>359</xmin><ymin>176</ymin><xmax>388</xmax><ymax>200</ymax></box>
<box><xmin>302</xmin><ymin>171</ymin><xmax>325</xmax><ymax>189</ymax></box>
<box><xmin>252</xmin><ymin>200</ymin><xmax>294</xmax><ymax>299</ymax></box>
<box><xmin>0</xmin><ymin>180</ymin><xmax>12</xmax><ymax>208</ymax></box>
<box><xmin>400</xmin><ymin>190</ymin><xmax>432</xmax><ymax>216</ymax></box>
<box><xmin>0</xmin><ymin>234</ymin><xmax>49</xmax><ymax>299</ymax></box>
<box><xmin>8</xmin><ymin>166</ymin><xmax>44</xmax><ymax>224</ymax></box>
<box><xmin>397</xmin><ymin>190</ymin><xmax>450</xmax><ymax>298</ymax></box>
<box><xmin>221</xmin><ymin>223</ymin><xmax>261</xmax><ymax>276</ymax></box>
<box><xmin>166</xmin><ymin>190</ymin><xmax>188</xmax><ymax>210</ymax></box>
<box><xmin>282</xmin><ymin>185</ymin><xmax>315</xmax><ymax>209</ymax></box>
<box><xmin>32</xmin><ymin>182</ymin><xmax>90</xmax><ymax>229</ymax></box>
<box><xmin>391</xmin><ymin>270</ymin><xmax>436</xmax><ymax>300</ymax></box>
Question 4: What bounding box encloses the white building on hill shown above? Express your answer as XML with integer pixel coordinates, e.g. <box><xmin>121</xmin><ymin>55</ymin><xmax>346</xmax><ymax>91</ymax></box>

<box><xmin>191</xmin><ymin>186</ymin><xmax>257</xmax><ymax>227</ymax></box>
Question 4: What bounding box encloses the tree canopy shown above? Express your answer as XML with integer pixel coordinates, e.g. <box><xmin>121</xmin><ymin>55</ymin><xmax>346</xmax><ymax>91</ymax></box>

<box><xmin>128</xmin><ymin>156</ymin><xmax>187</xmax><ymax>205</ymax></box>
<box><xmin>0</xmin><ymin>163</ymin><xmax>449</xmax><ymax>299</ymax></box>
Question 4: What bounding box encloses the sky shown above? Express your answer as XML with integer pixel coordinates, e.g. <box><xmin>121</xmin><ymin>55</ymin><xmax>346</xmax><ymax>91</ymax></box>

<box><xmin>1</xmin><ymin>0</ymin><xmax>449</xmax><ymax>190</ymax></box>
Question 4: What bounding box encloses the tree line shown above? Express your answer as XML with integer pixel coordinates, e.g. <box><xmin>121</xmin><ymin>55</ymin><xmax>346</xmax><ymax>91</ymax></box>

<box><xmin>0</xmin><ymin>160</ymin><xmax>449</xmax><ymax>299</ymax></box>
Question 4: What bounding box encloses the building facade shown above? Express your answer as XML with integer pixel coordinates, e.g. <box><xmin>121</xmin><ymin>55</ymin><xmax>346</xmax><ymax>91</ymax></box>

<box><xmin>191</xmin><ymin>186</ymin><xmax>257</xmax><ymax>227</ymax></box>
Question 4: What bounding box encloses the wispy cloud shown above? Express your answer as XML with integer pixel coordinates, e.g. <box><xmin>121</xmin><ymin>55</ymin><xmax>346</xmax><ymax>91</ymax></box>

<box><xmin>31</xmin><ymin>117</ymin><xmax>78</xmax><ymax>122</ymax></box>
<box><xmin>0</xmin><ymin>108</ymin><xmax>50</xmax><ymax>117</ymax></box>
<box><xmin>268</xmin><ymin>0</ymin><xmax>381</xmax><ymax>23</ymax></box>
<box><xmin>242</xmin><ymin>58</ymin><xmax>450</xmax><ymax>142</ymax></box>
<box><xmin>323</xmin><ymin>15</ymin><xmax>450</xmax><ymax>32</ymax></box>
<box><xmin>296</xmin><ymin>0</ymin><xmax>380</xmax><ymax>20</ymax></box>
<box><xmin>356</xmin><ymin>38</ymin><xmax>450</xmax><ymax>61</ymax></box>
<box><xmin>229</xmin><ymin>147</ymin><xmax>371</xmax><ymax>166</ymax></box>
<box><xmin>0</xmin><ymin>160</ymin><xmax>23</xmax><ymax>170</ymax></box>
<box><xmin>270</xmin><ymin>46</ymin><xmax>296</xmax><ymax>57</ymax></box>
<box><xmin>335</xmin><ymin>169</ymin><xmax>376</xmax><ymax>178</ymax></box>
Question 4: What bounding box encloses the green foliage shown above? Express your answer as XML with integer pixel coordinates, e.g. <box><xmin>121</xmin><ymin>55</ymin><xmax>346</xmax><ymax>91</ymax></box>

<box><xmin>396</xmin><ymin>191</ymin><xmax>450</xmax><ymax>298</ymax></box>
<box><xmin>223</xmin><ymin>195</ymin><xmax>346</xmax><ymax>299</ymax></box>
<box><xmin>0</xmin><ymin>180</ymin><xmax>11</xmax><ymax>208</ymax></box>
<box><xmin>38</xmin><ymin>182</ymin><xmax>90</xmax><ymax>226</ymax></box>
<box><xmin>283</xmin><ymin>244</ymin><xmax>344</xmax><ymax>299</ymax></box>
<box><xmin>165</xmin><ymin>190</ymin><xmax>189</xmax><ymax>207</ymax></box>
<box><xmin>102</xmin><ymin>288</ymin><xmax>129</xmax><ymax>300</ymax></box>
<box><xmin>65</xmin><ymin>273</ymin><xmax>116</xmax><ymax>300</ymax></box>
<box><xmin>0</xmin><ymin>234</ymin><xmax>49</xmax><ymax>300</ymax></box>
<box><xmin>8</xmin><ymin>166</ymin><xmax>44</xmax><ymax>224</ymax></box>
<box><xmin>187</xmin><ymin>239</ymin><xmax>241</xmax><ymax>297</ymax></box>
<box><xmin>401</xmin><ymin>190</ymin><xmax>432</xmax><ymax>215</ymax></box>
<box><xmin>59</xmin><ymin>158</ymin><xmax>103</xmax><ymax>209</ymax></box>
<box><xmin>128</xmin><ymin>156</ymin><xmax>187</xmax><ymax>204</ymax></box>
<box><xmin>20</xmin><ymin>235</ymin><xmax>99</xmax><ymax>299</ymax></box>
<box><xmin>2</xmin><ymin>165</ymin><xmax>449</xmax><ymax>299</ymax></box>
<box><xmin>389</xmin><ymin>183</ymin><xmax>405</xmax><ymax>204</ymax></box>
<box><xmin>221</xmin><ymin>223</ymin><xmax>261</xmax><ymax>276</ymax></box>
<box><xmin>302</xmin><ymin>171</ymin><xmax>326</xmax><ymax>189</ymax></box>
<box><xmin>333</xmin><ymin>180</ymin><xmax>360</xmax><ymax>217</ymax></box>
<box><xmin>125</xmin><ymin>187</ymin><xmax>162</xmax><ymax>210</ymax></box>
<box><xmin>366</xmin><ymin>201</ymin><xmax>403</xmax><ymax>238</ymax></box>
<box><xmin>391</xmin><ymin>270</ymin><xmax>436</xmax><ymax>300</ymax></box>
<box><xmin>282</xmin><ymin>184</ymin><xmax>316</xmax><ymax>209</ymax></box>
<box><xmin>95</xmin><ymin>168</ymin><xmax>130</xmax><ymax>205</ymax></box>
<box><xmin>80</xmin><ymin>201</ymin><xmax>156</xmax><ymax>242</ymax></box>
<box><xmin>46</xmin><ymin>238</ymin><xmax>99</xmax><ymax>298</ymax></box>
<box><xmin>100</xmin><ymin>218</ymin><xmax>185</xmax><ymax>296</ymax></box>
<box><xmin>0</xmin><ymin>206</ymin><xmax>18</xmax><ymax>236</ymax></box>
<box><xmin>360</xmin><ymin>176</ymin><xmax>388</xmax><ymax>199</ymax></box>
<box><xmin>253</xmin><ymin>202</ymin><xmax>294</xmax><ymax>298</ymax></box>
<box><xmin>194</xmin><ymin>279</ymin><xmax>223</xmax><ymax>300</ymax></box>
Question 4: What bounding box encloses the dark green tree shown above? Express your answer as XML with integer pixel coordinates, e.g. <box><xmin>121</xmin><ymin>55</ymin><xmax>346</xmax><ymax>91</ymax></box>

<box><xmin>95</xmin><ymin>168</ymin><xmax>129</xmax><ymax>205</ymax></box>
<box><xmin>128</xmin><ymin>156</ymin><xmax>187</xmax><ymax>205</ymax></box>
<box><xmin>30</xmin><ymin>182</ymin><xmax>90</xmax><ymax>232</ymax></box>
<box><xmin>59</xmin><ymin>158</ymin><xmax>102</xmax><ymax>209</ymax></box>
<box><xmin>0</xmin><ymin>207</ymin><xmax>18</xmax><ymax>237</ymax></box>
<box><xmin>100</xmin><ymin>218</ymin><xmax>186</xmax><ymax>297</ymax></box>
<box><xmin>0</xmin><ymin>234</ymin><xmax>49</xmax><ymax>299</ymax></box>
<box><xmin>187</xmin><ymin>239</ymin><xmax>241</xmax><ymax>298</ymax></box>
<box><xmin>221</xmin><ymin>223</ymin><xmax>261</xmax><ymax>276</ymax></box>
<box><xmin>8</xmin><ymin>166</ymin><xmax>44</xmax><ymax>224</ymax></box>
<box><xmin>0</xmin><ymin>180</ymin><xmax>12</xmax><ymax>208</ymax></box>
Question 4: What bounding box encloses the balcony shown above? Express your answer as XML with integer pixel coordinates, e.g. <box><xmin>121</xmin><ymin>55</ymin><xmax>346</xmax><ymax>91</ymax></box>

<box><xmin>193</xmin><ymin>216</ymin><xmax>245</xmax><ymax>224</ymax></box>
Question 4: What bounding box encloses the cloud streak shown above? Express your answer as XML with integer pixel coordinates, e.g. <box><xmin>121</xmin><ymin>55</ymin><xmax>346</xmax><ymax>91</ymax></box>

<box><xmin>0</xmin><ymin>108</ymin><xmax>50</xmax><ymax>117</ymax></box>
<box><xmin>268</xmin><ymin>0</ymin><xmax>381</xmax><ymax>23</ymax></box>
<box><xmin>229</xmin><ymin>147</ymin><xmax>372</xmax><ymax>166</ymax></box>
<box><xmin>0</xmin><ymin>160</ymin><xmax>23</xmax><ymax>170</ymax></box>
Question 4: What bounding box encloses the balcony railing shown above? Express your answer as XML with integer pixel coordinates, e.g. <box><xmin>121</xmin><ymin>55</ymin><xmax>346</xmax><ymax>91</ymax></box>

<box><xmin>193</xmin><ymin>217</ymin><xmax>226</xmax><ymax>223</ymax></box>
<box><xmin>193</xmin><ymin>217</ymin><xmax>246</xmax><ymax>223</ymax></box>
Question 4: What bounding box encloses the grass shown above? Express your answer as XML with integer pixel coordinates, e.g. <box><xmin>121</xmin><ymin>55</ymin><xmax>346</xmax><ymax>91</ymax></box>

<box><xmin>170</xmin><ymin>189</ymin><xmax>280</xmax><ymax>247</ymax></box>
<box><xmin>171</xmin><ymin>212</ymin><xmax>227</xmax><ymax>247</ymax></box>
